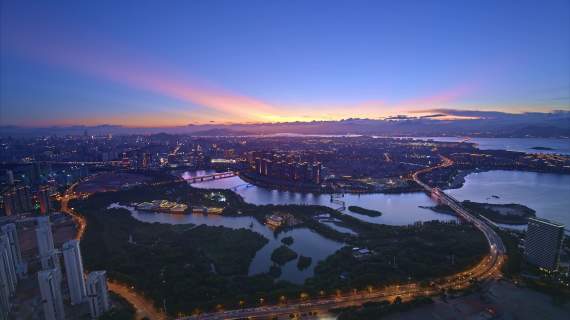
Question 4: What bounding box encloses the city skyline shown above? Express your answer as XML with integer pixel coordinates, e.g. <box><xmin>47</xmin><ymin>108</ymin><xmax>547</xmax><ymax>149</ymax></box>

<box><xmin>1</xmin><ymin>0</ymin><xmax>569</xmax><ymax>127</ymax></box>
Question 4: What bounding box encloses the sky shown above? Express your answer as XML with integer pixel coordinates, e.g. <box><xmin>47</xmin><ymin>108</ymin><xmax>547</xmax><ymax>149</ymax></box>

<box><xmin>1</xmin><ymin>0</ymin><xmax>569</xmax><ymax>127</ymax></box>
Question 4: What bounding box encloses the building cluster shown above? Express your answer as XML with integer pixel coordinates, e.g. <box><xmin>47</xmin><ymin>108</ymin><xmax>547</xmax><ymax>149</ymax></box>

<box><xmin>0</xmin><ymin>216</ymin><xmax>110</xmax><ymax>319</ymax></box>
<box><xmin>265</xmin><ymin>213</ymin><xmax>298</xmax><ymax>229</ymax></box>
<box><xmin>253</xmin><ymin>155</ymin><xmax>322</xmax><ymax>184</ymax></box>
<box><xmin>524</xmin><ymin>217</ymin><xmax>565</xmax><ymax>271</ymax></box>
<box><xmin>133</xmin><ymin>200</ymin><xmax>189</xmax><ymax>214</ymax></box>
<box><xmin>1</xmin><ymin>163</ymin><xmax>90</xmax><ymax>216</ymax></box>
<box><xmin>2</xmin><ymin>180</ymin><xmax>55</xmax><ymax>216</ymax></box>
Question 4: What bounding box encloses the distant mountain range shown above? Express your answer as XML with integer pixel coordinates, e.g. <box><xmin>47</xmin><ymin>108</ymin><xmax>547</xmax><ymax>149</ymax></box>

<box><xmin>1</xmin><ymin>110</ymin><xmax>569</xmax><ymax>138</ymax></box>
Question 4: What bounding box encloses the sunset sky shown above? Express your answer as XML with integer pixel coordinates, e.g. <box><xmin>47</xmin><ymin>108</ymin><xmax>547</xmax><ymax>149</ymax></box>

<box><xmin>1</xmin><ymin>0</ymin><xmax>569</xmax><ymax>127</ymax></box>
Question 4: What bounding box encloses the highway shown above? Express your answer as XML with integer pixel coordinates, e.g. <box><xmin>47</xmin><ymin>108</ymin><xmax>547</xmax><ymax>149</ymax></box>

<box><xmin>61</xmin><ymin>157</ymin><xmax>505</xmax><ymax>320</ymax></box>
<box><xmin>183</xmin><ymin>155</ymin><xmax>506</xmax><ymax>320</ymax></box>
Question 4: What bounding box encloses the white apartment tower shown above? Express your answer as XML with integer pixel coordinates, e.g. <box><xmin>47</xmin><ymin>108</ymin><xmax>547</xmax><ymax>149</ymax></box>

<box><xmin>86</xmin><ymin>271</ymin><xmax>110</xmax><ymax>319</ymax></box>
<box><xmin>0</xmin><ymin>234</ymin><xmax>17</xmax><ymax>296</ymax></box>
<box><xmin>35</xmin><ymin>217</ymin><xmax>60</xmax><ymax>271</ymax></box>
<box><xmin>0</xmin><ymin>234</ymin><xmax>17</xmax><ymax>320</ymax></box>
<box><xmin>62</xmin><ymin>239</ymin><xmax>86</xmax><ymax>305</ymax></box>
<box><xmin>38</xmin><ymin>269</ymin><xmax>65</xmax><ymax>320</ymax></box>
<box><xmin>0</xmin><ymin>223</ymin><xmax>25</xmax><ymax>278</ymax></box>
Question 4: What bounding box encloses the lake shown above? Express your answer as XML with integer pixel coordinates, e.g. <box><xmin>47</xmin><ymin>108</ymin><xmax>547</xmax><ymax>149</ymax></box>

<box><xmin>191</xmin><ymin>176</ymin><xmax>457</xmax><ymax>225</ymax></box>
<box><xmin>107</xmin><ymin>203</ymin><xmax>344</xmax><ymax>284</ymax></box>
<box><xmin>118</xmin><ymin>167</ymin><xmax>570</xmax><ymax>282</ymax></box>
<box><xmin>408</xmin><ymin>137</ymin><xmax>570</xmax><ymax>155</ymax></box>
<box><xmin>447</xmin><ymin>170</ymin><xmax>570</xmax><ymax>229</ymax></box>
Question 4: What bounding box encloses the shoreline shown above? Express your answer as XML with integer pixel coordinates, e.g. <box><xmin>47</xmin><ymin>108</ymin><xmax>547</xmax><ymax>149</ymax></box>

<box><xmin>238</xmin><ymin>172</ymin><xmax>424</xmax><ymax>195</ymax></box>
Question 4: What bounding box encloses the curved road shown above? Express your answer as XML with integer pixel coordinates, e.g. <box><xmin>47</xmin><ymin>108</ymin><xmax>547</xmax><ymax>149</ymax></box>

<box><xmin>61</xmin><ymin>180</ymin><xmax>167</xmax><ymax>320</ymax></box>
<box><xmin>63</xmin><ymin>156</ymin><xmax>505</xmax><ymax>320</ymax></box>
<box><xmin>184</xmin><ymin>155</ymin><xmax>506</xmax><ymax>320</ymax></box>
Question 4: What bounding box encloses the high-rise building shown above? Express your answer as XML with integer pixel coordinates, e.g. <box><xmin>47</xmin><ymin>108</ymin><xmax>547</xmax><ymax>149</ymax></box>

<box><xmin>5</xmin><ymin>171</ymin><xmax>14</xmax><ymax>186</ymax></box>
<box><xmin>1</xmin><ymin>192</ymin><xmax>16</xmax><ymax>216</ymax></box>
<box><xmin>62</xmin><ymin>240</ymin><xmax>86</xmax><ymax>305</ymax></box>
<box><xmin>1</xmin><ymin>186</ymin><xmax>31</xmax><ymax>216</ymax></box>
<box><xmin>35</xmin><ymin>217</ymin><xmax>60</xmax><ymax>271</ymax></box>
<box><xmin>32</xmin><ymin>163</ymin><xmax>42</xmax><ymax>184</ymax></box>
<box><xmin>142</xmin><ymin>153</ymin><xmax>151</xmax><ymax>169</ymax></box>
<box><xmin>525</xmin><ymin>217</ymin><xmax>565</xmax><ymax>271</ymax></box>
<box><xmin>0</xmin><ymin>234</ymin><xmax>17</xmax><ymax>297</ymax></box>
<box><xmin>312</xmin><ymin>163</ymin><xmax>322</xmax><ymax>184</ymax></box>
<box><xmin>15</xmin><ymin>186</ymin><xmax>32</xmax><ymax>212</ymax></box>
<box><xmin>255</xmin><ymin>158</ymin><xmax>262</xmax><ymax>175</ymax></box>
<box><xmin>0</xmin><ymin>282</ymin><xmax>9</xmax><ymax>320</ymax></box>
<box><xmin>86</xmin><ymin>271</ymin><xmax>110</xmax><ymax>319</ymax></box>
<box><xmin>37</xmin><ymin>185</ymin><xmax>52</xmax><ymax>215</ymax></box>
<box><xmin>0</xmin><ymin>224</ymin><xmax>24</xmax><ymax>278</ymax></box>
<box><xmin>38</xmin><ymin>269</ymin><xmax>65</xmax><ymax>320</ymax></box>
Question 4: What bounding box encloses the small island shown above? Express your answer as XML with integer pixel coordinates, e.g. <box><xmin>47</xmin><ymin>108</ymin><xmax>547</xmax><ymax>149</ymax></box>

<box><xmin>297</xmin><ymin>255</ymin><xmax>312</xmax><ymax>270</ymax></box>
<box><xmin>271</xmin><ymin>245</ymin><xmax>298</xmax><ymax>265</ymax></box>
<box><xmin>281</xmin><ymin>236</ymin><xmax>294</xmax><ymax>246</ymax></box>
<box><xmin>348</xmin><ymin>206</ymin><xmax>383</xmax><ymax>217</ymax></box>
<box><xmin>462</xmin><ymin>200</ymin><xmax>536</xmax><ymax>225</ymax></box>
<box><xmin>419</xmin><ymin>204</ymin><xmax>455</xmax><ymax>215</ymax></box>
<box><xmin>530</xmin><ymin>146</ymin><xmax>555</xmax><ymax>151</ymax></box>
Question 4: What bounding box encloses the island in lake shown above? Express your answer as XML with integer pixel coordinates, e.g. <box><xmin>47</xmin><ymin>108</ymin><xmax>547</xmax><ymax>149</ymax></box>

<box><xmin>348</xmin><ymin>205</ymin><xmax>383</xmax><ymax>217</ymax></box>
<box><xmin>461</xmin><ymin>201</ymin><xmax>536</xmax><ymax>225</ymax></box>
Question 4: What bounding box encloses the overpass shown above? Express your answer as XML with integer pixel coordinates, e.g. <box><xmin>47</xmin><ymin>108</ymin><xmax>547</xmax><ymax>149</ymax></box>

<box><xmin>185</xmin><ymin>172</ymin><xmax>237</xmax><ymax>183</ymax></box>
<box><xmin>180</xmin><ymin>156</ymin><xmax>506</xmax><ymax>320</ymax></box>
<box><xmin>412</xmin><ymin>155</ymin><xmax>505</xmax><ymax>254</ymax></box>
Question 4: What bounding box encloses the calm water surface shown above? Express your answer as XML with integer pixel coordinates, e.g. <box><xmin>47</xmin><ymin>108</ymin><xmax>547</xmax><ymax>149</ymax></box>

<box><xmin>120</xmin><ymin>168</ymin><xmax>569</xmax><ymax>282</ymax></box>
<box><xmin>191</xmin><ymin>176</ymin><xmax>457</xmax><ymax>225</ymax></box>
<box><xmin>107</xmin><ymin>203</ymin><xmax>344</xmax><ymax>284</ymax></box>
<box><xmin>447</xmin><ymin>170</ymin><xmax>570</xmax><ymax>228</ymax></box>
<box><xmin>409</xmin><ymin>137</ymin><xmax>570</xmax><ymax>155</ymax></box>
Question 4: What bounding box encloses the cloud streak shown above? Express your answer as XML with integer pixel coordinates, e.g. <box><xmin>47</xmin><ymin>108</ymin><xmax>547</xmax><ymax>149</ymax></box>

<box><xmin>2</xmin><ymin>24</ymin><xmax>479</xmax><ymax>125</ymax></box>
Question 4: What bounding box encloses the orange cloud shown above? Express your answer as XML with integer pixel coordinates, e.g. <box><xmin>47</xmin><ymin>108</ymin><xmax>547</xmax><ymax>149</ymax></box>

<box><xmin>3</xmin><ymin>26</ymin><xmax>478</xmax><ymax>125</ymax></box>
<box><xmin>5</xmin><ymin>29</ymin><xmax>281</xmax><ymax>123</ymax></box>
<box><xmin>392</xmin><ymin>84</ymin><xmax>478</xmax><ymax>112</ymax></box>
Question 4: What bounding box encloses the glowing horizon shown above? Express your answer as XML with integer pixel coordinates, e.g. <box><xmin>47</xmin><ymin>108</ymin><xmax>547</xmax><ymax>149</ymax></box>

<box><xmin>1</xmin><ymin>1</ymin><xmax>568</xmax><ymax>127</ymax></box>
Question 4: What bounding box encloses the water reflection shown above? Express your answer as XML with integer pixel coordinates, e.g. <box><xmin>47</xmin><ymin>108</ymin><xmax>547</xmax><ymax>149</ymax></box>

<box><xmin>447</xmin><ymin>170</ymin><xmax>570</xmax><ymax>228</ymax></box>
<box><xmin>191</xmin><ymin>176</ymin><xmax>457</xmax><ymax>226</ymax></box>
<box><xmin>107</xmin><ymin>203</ymin><xmax>343</xmax><ymax>284</ymax></box>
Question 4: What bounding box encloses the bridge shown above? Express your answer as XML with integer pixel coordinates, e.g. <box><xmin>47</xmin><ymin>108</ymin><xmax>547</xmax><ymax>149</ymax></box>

<box><xmin>185</xmin><ymin>172</ymin><xmax>237</xmax><ymax>183</ymax></box>
<box><xmin>413</xmin><ymin>155</ymin><xmax>505</xmax><ymax>254</ymax></box>
<box><xmin>230</xmin><ymin>183</ymin><xmax>253</xmax><ymax>191</ymax></box>
<box><xmin>179</xmin><ymin>155</ymin><xmax>506</xmax><ymax>320</ymax></box>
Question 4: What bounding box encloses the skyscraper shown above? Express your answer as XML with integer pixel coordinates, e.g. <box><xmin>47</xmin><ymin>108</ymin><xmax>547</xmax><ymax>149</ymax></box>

<box><xmin>142</xmin><ymin>152</ymin><xmax>151</xmax><ymax>169</ymax></box>
<box><xmin>1</xmin><ymin>191</ymin><xmax>16</xmax><ymax>216</ymax></box>
<box><xmin>86</xmin><ymin>271</ymin><xmax>110</xmax><ymax>319</ymax></box>
<box><xmin>0</xmin><ymin>224</ymin><xmax>24</xmax><ymax>278</ymax></box>
<box><xmin>312</xmin><ymin>163</ymin><xmax>322</xmax><ymax>184</ymax></box>
<box><xmin>5</xmin><ymin>171</ymin><xmax>14</xmax><ymax>186</ymax></box>
<box><xmin>62</xmin><ymin>240</ymin><xmax>86</xmax><ymax>305</ymax></box>
<box><xmin>0</xmin><ymin>283</ymin><xmax>9</xmax><ymax>320</ymax></box>
<box><xmin>0</xmin><ymin>234</ymin><xmax>17</xmax><ymax>296</ymax></box>
<box><xmin>35</xmin><ymin>217</ymin><xmax>60</xmax><ymax>271</ymax></box>
<box><xmin>37</xmin><ymin>185</ymin><xmax>52</xmax><ymax>215</ymax></box>
<box><xmin>15</xmin><ymin>186</ymin><xmax>32</xmax><ymax>213</ymax></box>
<box><xmin>2</xmin><ymin>186</ymin><xmax>33</xmax><ymax>215</ymax></box>
<box><xmin>38</xmin><ymin>269</ymin><xmax>65</xmax><ymax>320</ymax></box>
<box><xmin>525</xmin><ymin>217</ymin><xmax>565</xmax><ymax>271</ymax></box>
